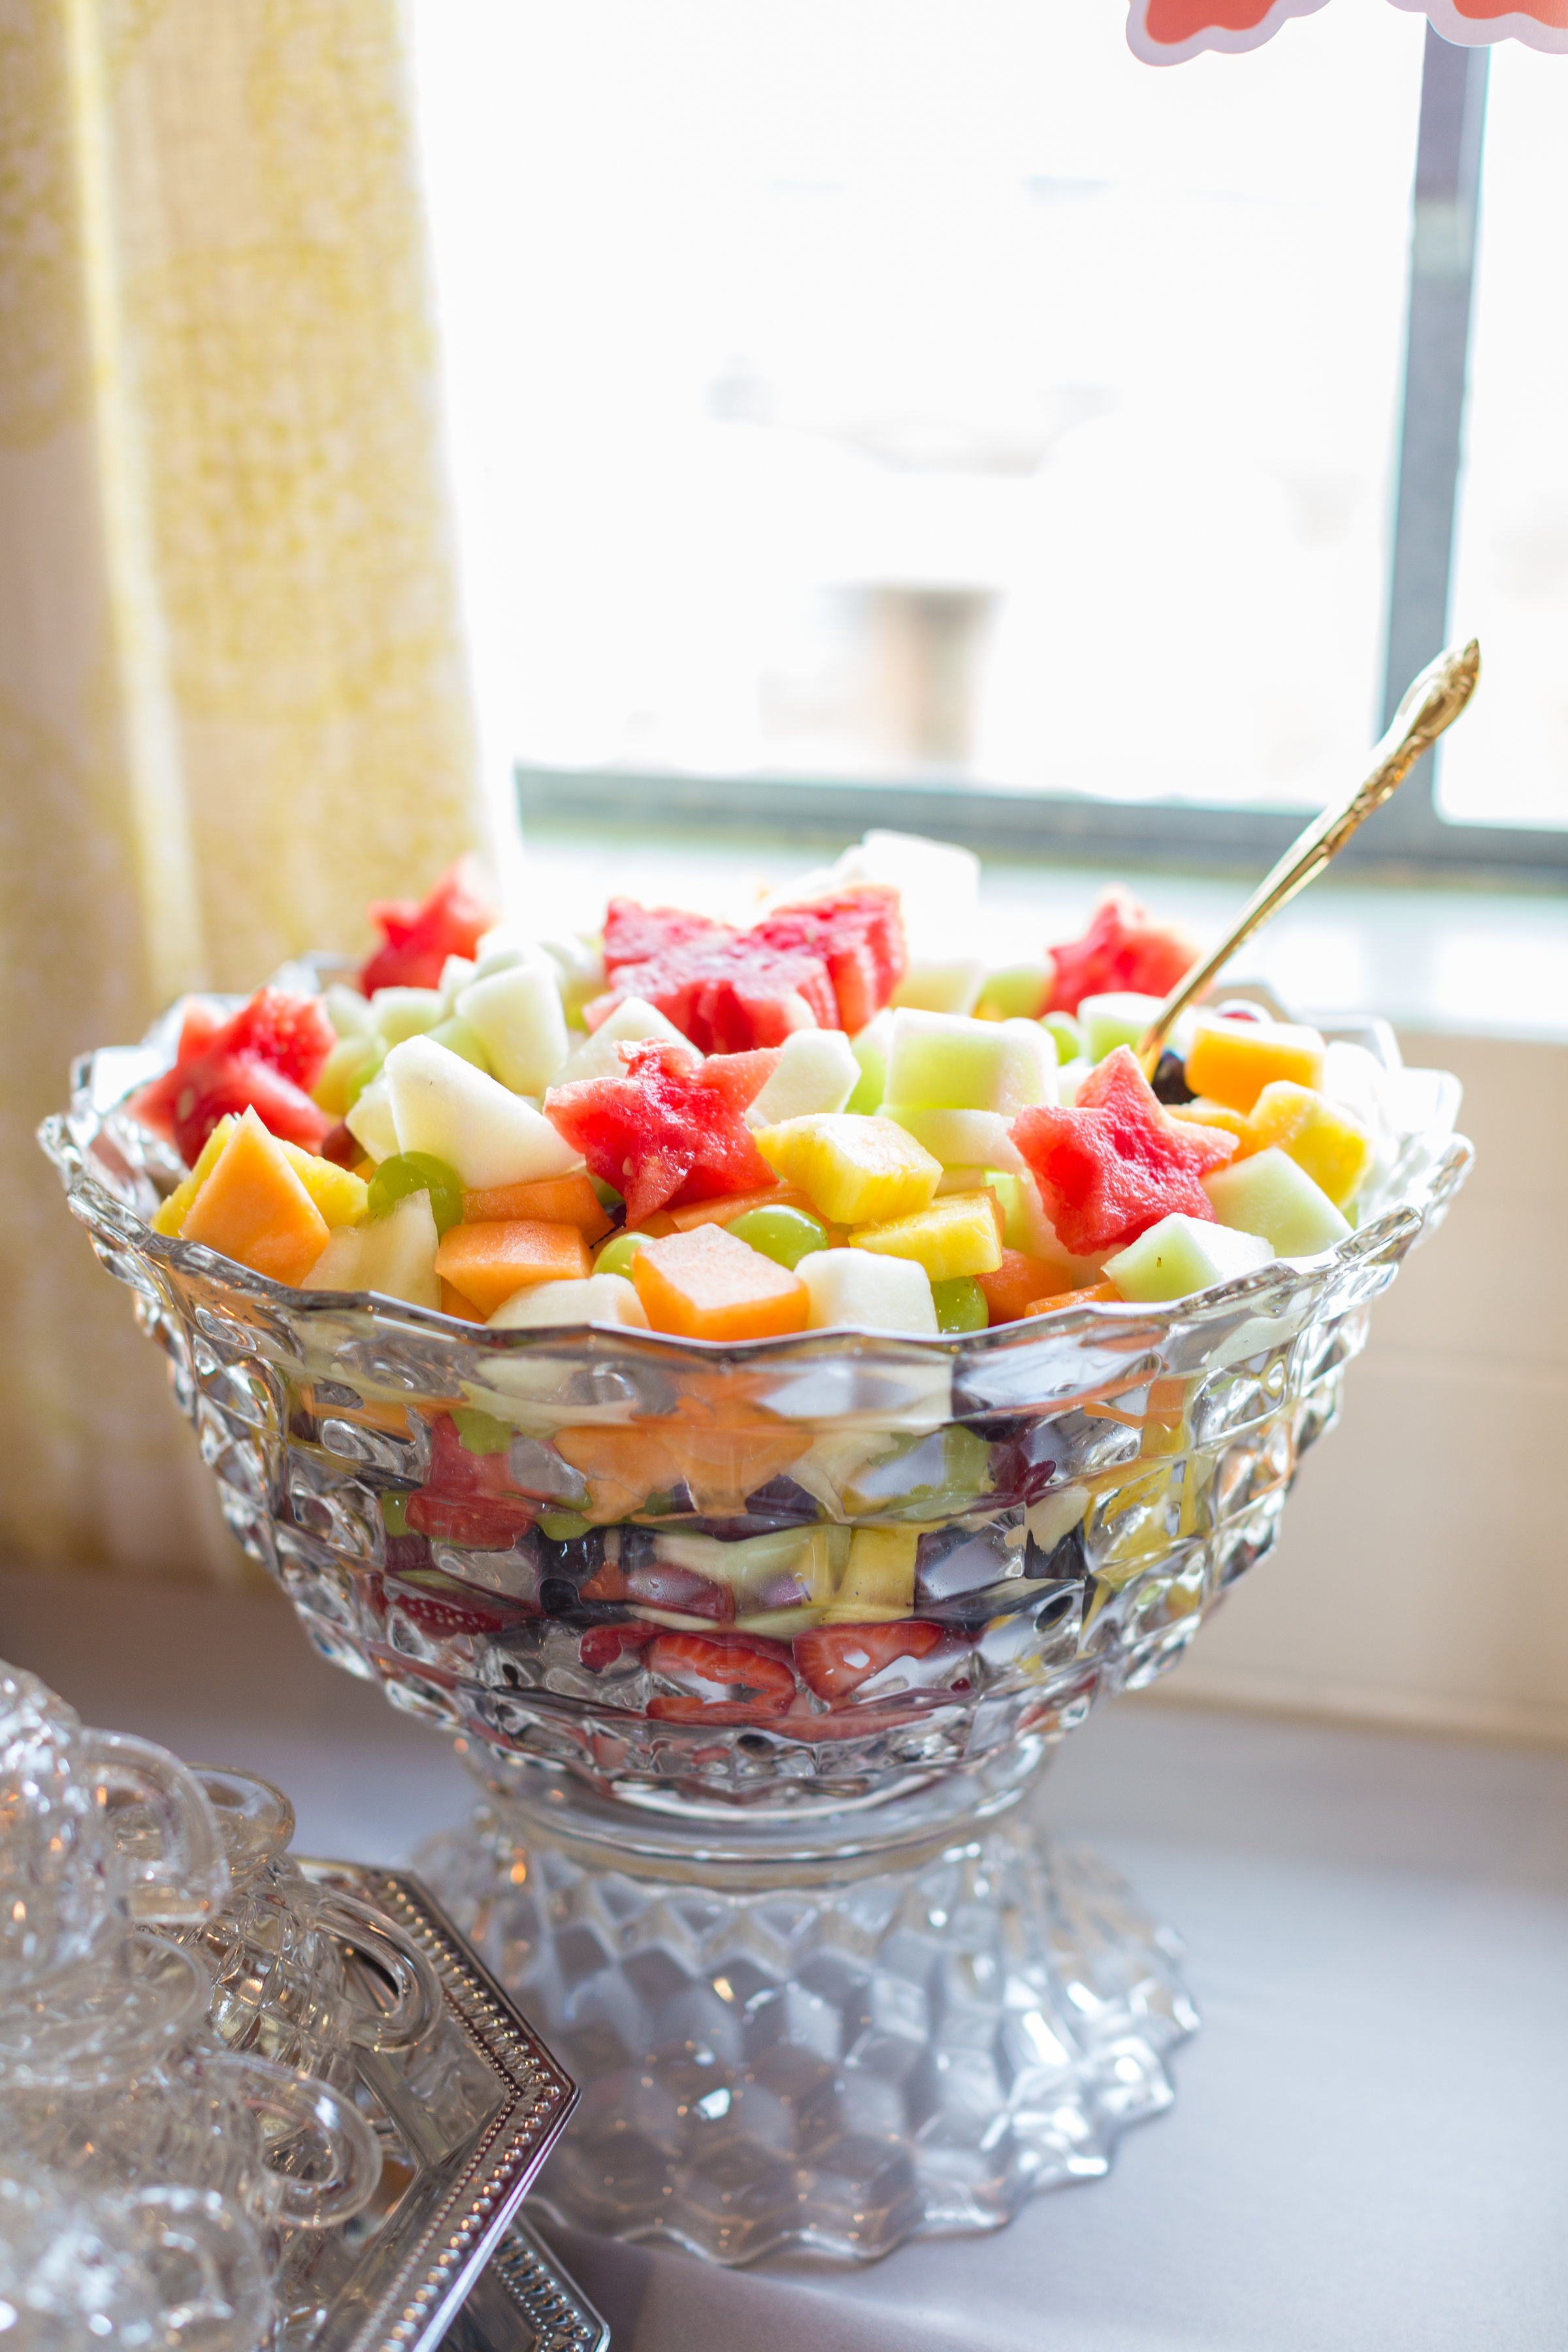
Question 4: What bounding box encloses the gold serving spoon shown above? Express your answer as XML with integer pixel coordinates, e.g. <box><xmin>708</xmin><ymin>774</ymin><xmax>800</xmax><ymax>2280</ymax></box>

<box><xmin>1135</xmin><ymin>637</ymin><xmax>1481</xmax><ymax>1073</ymax></box>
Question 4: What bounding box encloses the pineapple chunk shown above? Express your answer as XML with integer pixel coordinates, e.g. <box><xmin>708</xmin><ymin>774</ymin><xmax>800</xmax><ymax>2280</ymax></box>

<box><xmin>178</xmin><ymin>1108</ymin><xmax>331</xmax><ymax>1286</ymax></box>
<box><xmin>1243</xmin><ymin>1081</ymin><xmax>1373</xmax><ymax>1208</ymax></box>
<box><xmin>823</xmin><ymin>1527</ymin><xmax>919</xmax><ymax>1623</ymax></box>
<box><xmin>1202</xmin><ymin>1148</ymin><xmax>1351</xmax><ymax>1256</ymax></box>
<box><xmin>1168</xmin><ymin>1096</ymin><xmax>1252</xmax><ymax>1147</ymax></box>
<box><xmin>849</xmin><ymin>1189</ymin><xmax>1004</xmax><ymax>1282</ymax></box>
<box><xmin>152</xmin><ymin>1116</ymin><xmax>238</xmax><ymax>1235</ymax></box>
<box><xmin>1184</xmin><ymin>1013</ymin><xmax>1324</xmax><ymax>1115</ymax></box>
<box><xmin>752</xmin><ymin>1114</ymin><xmax>941</xmax><ymax>1226</ymax></box>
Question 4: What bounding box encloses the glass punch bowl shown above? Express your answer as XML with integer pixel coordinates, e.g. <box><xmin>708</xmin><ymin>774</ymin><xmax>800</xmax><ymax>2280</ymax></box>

<box><xmin>41</xmin><ymin>996</ymin><xmax>1471</xmax><ymax>2264</ymax></box>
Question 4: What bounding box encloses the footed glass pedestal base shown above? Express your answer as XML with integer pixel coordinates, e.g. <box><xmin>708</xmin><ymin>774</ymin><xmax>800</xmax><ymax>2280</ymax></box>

<box><xmin>416</xmin><ymin>1750</ymin><xmax>1197</xmax><ymax>2264</ymax></box>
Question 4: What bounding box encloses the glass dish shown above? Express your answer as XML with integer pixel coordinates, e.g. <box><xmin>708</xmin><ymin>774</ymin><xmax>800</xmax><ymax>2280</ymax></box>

<box><xmin>41</xmin><ymin>1000</ymin><xmax>1471</xmax><ymax>2259</ymax></box>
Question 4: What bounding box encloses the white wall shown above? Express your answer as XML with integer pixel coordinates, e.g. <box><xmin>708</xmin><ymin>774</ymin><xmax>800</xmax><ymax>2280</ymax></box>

<box><xmin>1155</xmin><ymin>1029</ymin><xmax>1568</xmax><ymax>1744</ymax></box>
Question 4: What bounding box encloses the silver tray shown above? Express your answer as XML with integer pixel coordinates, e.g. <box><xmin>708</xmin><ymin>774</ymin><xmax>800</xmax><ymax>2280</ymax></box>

<box><xmin>284</xmin><ymin>1863</ymin><xmax>588</xmax><ymax>2352</ymax></box>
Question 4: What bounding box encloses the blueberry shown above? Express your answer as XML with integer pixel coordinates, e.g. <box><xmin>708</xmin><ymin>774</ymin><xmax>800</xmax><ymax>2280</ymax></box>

<box><xmin>1151</xmin><ymin>1052</ymin><xmax>1195</xmax><ymax>1105</ymax></box>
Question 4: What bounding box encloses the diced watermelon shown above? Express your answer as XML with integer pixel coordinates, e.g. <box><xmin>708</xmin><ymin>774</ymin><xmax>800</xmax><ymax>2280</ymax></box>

<box><xmin>1009</xmin><ymin>1045</ymin><xmax>1237</xmax><ymax>1256</ymax></box>
<box><xmin>587</xmin><ymin>889</ymin><xmax>906</xmax><ymax>1051</ymax></box>
<box><xmin>130</xmin><ymin>987</ymin><xmax>336</xmax><ymax>1163</ymax></box>
<box><xmin>1045</xmin><ymin>889</ymin><xmax>1198</xmax><ymax>1015</ymax></box>
<box><xmin>360</xmin><ymin>857</ymin><xmax>497</xmax><ymax>996</ymax></box>
<box><xmin>544</xmin><ymin>1041</ymin><xmax>777</xmax><ymax>1226</ymax></box>
<box><xmin>752</xmin><ymin>888</ymin><xmax>907</xmax><ymax>1035</ymax></box>
<box><xmin>601</xmin><ymin>900</ymin><xmax>735</xmax><ymax>973</ymax></box>
<box><xmin>793</xmin><ymin>1620</ymin><xmax>942</xmax><ymax>1703</ymax></box>
<box><xmin>405</xmin><ymin>1414</ymin><xmax>536</xmax><ymax>1550</ymax></box>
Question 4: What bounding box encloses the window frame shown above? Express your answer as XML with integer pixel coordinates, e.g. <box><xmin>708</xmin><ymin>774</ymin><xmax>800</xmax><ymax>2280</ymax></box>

<box><xmin>517</xmin><ymin>28</ymin><xmax>1568</xmax><ymax>885</ymax></box>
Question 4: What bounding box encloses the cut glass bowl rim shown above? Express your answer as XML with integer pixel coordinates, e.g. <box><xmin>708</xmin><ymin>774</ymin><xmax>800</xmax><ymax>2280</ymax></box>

<box><xmin>38</xmin><ymin>994</ymin><xmax>1474</xmax><ymax>1377</ymax></box>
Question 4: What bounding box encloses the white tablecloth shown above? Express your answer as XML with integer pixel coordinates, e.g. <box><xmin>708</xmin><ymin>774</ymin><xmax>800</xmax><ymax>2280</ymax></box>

<box><xmin>6</xmin><ymin>1567</ymin><xmax>1564</xmax><ymax>2352</ymax></box>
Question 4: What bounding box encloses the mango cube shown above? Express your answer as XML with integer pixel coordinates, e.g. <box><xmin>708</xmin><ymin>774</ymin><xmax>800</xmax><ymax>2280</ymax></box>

<box><xmin>1168</xmin><ymin>1097</ymin><xmax>1252</xmax><ymax>1148</ymax></box>
<box><xmin>823</xmin><ymin>1527</ymin><xmax>919</xmax><ymax>1624</ymax></box>
<box><xmin>883</xmin><ymin>1010</ymin><xmax>1055</xmax><ymax>1115</ymax></box>
<box><xmin>1184</xmin><ymin>1013</ymin><xmax>1324</xmax><ymax>1115</ymax></box>
<box><xmin>1103</xmin><ymin>1215</ymin><xmax>1273</xmax><ymax>1303</ymax></box>
<box><xmin>1202</xmin><ymin>1147</ymin><xmax>1351</xmax><ymax>1256</ymax></box>
<box><xmin>753</xmin><ymin>1114</ymin><xmax>941</xmax><ymax>1226</ymax></box>
<box><xmin>1243</xmin><ymin>1081</ymin><xmax>1373</xmax><ymax>1208</ymax></box>
<box><xmin>849</xmin><ymin>1189</ymin><xmax>1004</xmax><ymax>1282</ymax></box>
<box><xmin>178</xmin><ymin>1108</ymin><xmax>330</xmax><ymax>1286</ymax></box>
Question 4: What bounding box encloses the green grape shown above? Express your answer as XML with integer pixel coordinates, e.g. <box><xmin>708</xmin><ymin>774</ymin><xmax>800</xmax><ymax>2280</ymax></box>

<box><xmin>537</xmin><ymin>1509</ymin><xmax>593</xmax><ymax>1541</ymax></box>
<box><xmin>341</xmin><ymin>1036</ymin><xmax>387</xmax><ymax>1109</ymax></box>
<box><xmin>451</xmin><ymin>1406</ymin><xmax>512</xmax><ymax>1456</ymax></box>
<box><xmin>932</xmin><ymin>1275</ymin><xmax>989</xmax><ymax>1334</ymax></box>
<box><xmin>380</xmin><ymin>1490</ymin><xmax>412</xmax><ymax>1535</ymax></box>
<box><xmin>593</xmin><ymin>1230</ymin><xmax>645</xmax><ymax>1279</ymax></box>
<box><xmin>589</xmin><ymin>1175</ymin><xmax>625</xmax><ymax>1213</ymax></box>
<box><xmin>725</xmin><ymin>1205</ymin><xmax>830</xmax><ymax>1270</ymax></box>
<box><xmin>366</xmin><ymin>1152</ymin><xmax>465</xmax><ymax>1235</ymax></box>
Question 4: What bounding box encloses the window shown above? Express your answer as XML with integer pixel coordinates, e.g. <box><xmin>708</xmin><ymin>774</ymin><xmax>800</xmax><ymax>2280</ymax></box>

<box><xmin>408</xmin><ymin>1</ymin><xmax>1568</xmax><ymax>877</ymax></box>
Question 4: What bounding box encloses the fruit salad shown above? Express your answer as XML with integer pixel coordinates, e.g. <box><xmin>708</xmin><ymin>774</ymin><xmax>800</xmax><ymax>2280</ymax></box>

<box><xmin>107</xmin><ymin>834</ymin><xmax>1452</xmax><ymax>1779</ymax></box>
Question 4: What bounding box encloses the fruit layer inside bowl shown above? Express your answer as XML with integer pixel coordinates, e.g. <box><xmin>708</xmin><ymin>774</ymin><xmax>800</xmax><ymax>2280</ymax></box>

<box><xmin>108</xmin><ymin>834</ymin><xmax>1455</xmax><ymax>1760</ymax></box>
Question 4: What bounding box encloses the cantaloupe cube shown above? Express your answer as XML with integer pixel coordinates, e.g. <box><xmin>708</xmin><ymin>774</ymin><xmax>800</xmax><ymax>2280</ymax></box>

<box><xmin>977</xmin><ymin>1249</ymin><xmax>1077</xmax><ymax>1323</ymax></box>
<box><xmin>669</xmin><ymin>1184</ymin><xmax>813</xmax><ymax>1233</ymax></box>
<box><xmin>798</xmin><ymin>1247</ymin><xmax>937</xmax><ymax>1335</ymax></box>
<box><xmin>434</xmin><ymin>1219</ymin><xmax>593</xmax><ymax>1318</ymax></box>
<box><xmin>152</xmin><ymin>1116</ymin><xmax>238</xmax><ymax>1235</ymax></box>
<box><xmin>1243</xmin><ymin>1081</ymin><xmax>1373</xmax><ymax>1207</ymax></box>
<box><xmin>752</xmin><ymin>1114</ymin><xmax>941</xmax><ymax>1226</ymax></box>
<box><xmin>487</xmin><ymin>1272</ymin><xmax>649</xmax><ymax>1331</ymax></box>
<box><xmin>440</xmin><ymin>1279</ymin><xmax>487</xmax><ymax>1324</ymax></box>
<box><xmin>848</xmin><ymin>1189</ymin><xmax>1003</xmax><ymax>1282</ymax></box>
<box><xmin>306</xmin><ymin>1189</ymin><xmax>441</xmax><ymax>1310</ymax></box>
<box><xmin>1026</xmin><ymin>1280</ymin><xmax>1122</xmax><ymax>1315</ymax></box>
<box><xmin>1184</xmin><ymin>1014</ymin><xmax>1324</xmax><ymax>1115</ymax></box>
<box><xmin>178</xmin><ymin>1107</ymin><xmax>330</xmax><ymax>1285</ymax></box>
<box><xmin>1201</xmin><ymin>1148</ymin><xmax>1351</xmax><ymax>1256</ymax></box>
<box><xmin>630</xmin><ymin>1224</ymin><xmax>808</xmax><ymax>1341</ymax></box>
<box><xmin>460</xmin><ymin>1171</ymin><xmax>612</xmax><ymax>1241</ymax></box>
<box><xmin>1103</xmin><ymin>1214</ymin><xmax>1273</xmax><ymax>1303</ymax></box>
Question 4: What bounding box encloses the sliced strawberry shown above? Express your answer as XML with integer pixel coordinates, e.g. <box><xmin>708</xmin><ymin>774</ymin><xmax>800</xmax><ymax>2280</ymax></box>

<box><xmin>645</xmin><ymin>1630</ymin><xmax>796</xmax><ymax>1712</ymax></box>
<box><xmin>385</xmin><ymin>1569</ymin><xmax>532</xmax><ymax>1639</ymax></box>
<box><xmin>793</xmin><ymin>1620</ymin><xmax>942</xmax><ymax>1703</ymax></box>
<box><xmin>579</xmin><ymin>1622</ymin><xmax>657</xmax><ymax>1673</ymax></box>
<box><xmin>623</xmin><ymin>1561</ymin><xmax>735</xmax><ymax>1620</ymax></box>
<box><xmin>360</xmin><ymin>857</ymin><xmax>497</xmax><ymax>995</ymax></box>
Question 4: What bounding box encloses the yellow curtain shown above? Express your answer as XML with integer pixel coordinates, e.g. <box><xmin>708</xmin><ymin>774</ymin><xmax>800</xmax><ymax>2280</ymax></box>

<box><xmin>1</xmin><ymin>0</ymin><xmax>489</xmax><ymax>1576</ymax></box>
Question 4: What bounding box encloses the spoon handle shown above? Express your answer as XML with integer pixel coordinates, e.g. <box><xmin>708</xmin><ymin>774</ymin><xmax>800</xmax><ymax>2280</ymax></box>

<box><xmin>1136</xmin><ymin>638</ymin><xmax>1481</xmax><ymax>1070</ymax></box>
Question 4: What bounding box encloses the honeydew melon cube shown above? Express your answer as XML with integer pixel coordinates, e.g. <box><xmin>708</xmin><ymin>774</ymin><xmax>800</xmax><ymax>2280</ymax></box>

<box><xmin>426</xmin><ymin>1015</ymin><xmax>491</xmax><ymax>1072</ymax></box>
<box><xmin>1078</xmin><ymin>992</ymin><xmax>1165</xmax><ymax>1066</ymax></box>
<box><xmin>881</xmin><ymin>1106</ymin><xmax>1028</xmax><ymax>1174</ymax></box>
<box><xmin>1042</xmin><ymin>1012</ymin><xmax>1082</xmax><ymax>1066</ymax></box>
<box><xmin>384</xmin><ymin>1034</ymin><xmax>583</xmax><ymax>1189</ymax></box>
<box><xmin>438</xmin><ymin>955</ymin><xmax>476</xmax><ymax>1010</ymax></box>
<box><xmin>988</xmin><ymin>1171</ymin><xmax>1105</xmax><ymax>1286</ymax></box>
<box><xmin>1202</xmin><ymin>1147</ymin><xmax>1351</xmax><ymax>1256</ymax></box>
<box><xmin>470</xmin><ymin>932</ymin><xmax>531</xmax><ymax>984</ymax></box>
<box><xmin>324</xmin><ymin>984</ymin><xmax>374</xmax><ymax>1039</ymax></box>
<box><xmin>312</xmin><ymin>1032</ymin><xmax>384</xmax><ymax>1118</ymax></box>
<box><xmin>846</xmin><ymin>1011</ymin><xmax>893</xmax><ymax>1114</ymax></box>
<box><xmin>557</xmin><ymin>996</ymin><xmax>697</xmax><ymax>1086</ymax></box>
<box><xmin>457</xmin><ymin>962</ymin><xmax>570</xmax><ymax>1093</ymax></box>
<box><xmin>344</xmin><ymin>1073</ymin><xmax>399</xmax><ymax>1163</ymax></box>
<box><xmin>535</xmin><ymin>933</ymin><xmax>606</xmax><ymax>1025</ymax></box>
<box><xmin>848</xmin><ymin>1189</ymin><xmax>1003</xmax><ymax>1282</ymax></box>
<box><xmin>305</xmin><ymin>1189</ymin><xmax>440</xmax><ymax>1311</ymax></box>
<box><xmin>1103</xmin><ymin>1215</ymin><xmax>1273</xmax><ymax>1303</ymax></box>
<box><xmin>798</xmin><ymin>1247</ymin><xmax>938</xmax><ymax>1337</ymax></box>
<box><xmin>1055</xmin><ymin>1057</ymin><xmax>1091</xmax><ymax>1107</ymax></box>
<box><xmin>884</xmin><ymin>1011</ymin><xmax>1055</xmax><ymax>1115</ymax></box>
<box><xmin>935</xmin><ymin>1166</ymin><xmax>990</xmax><ymax>1194</ymax></box>
<box><xmin>370</xmin><ymin>987</ymin><xmax>446</xmax><ymax>1046</ymax></box>
<box><xmin>975</xmin><ymin>962</ymin><xmax>1054</xmax><ymax>1022</ymax></box>
<box><xmin>486</xmin><ymin>1271</ymin><xmax>648</xmax><ymax>1331</ymax></box>
<box><xmin>744</xmin><ymin>1028</ymin><xmax>860</xmax><ymax>1128</ymax></box>
<box><xmin>889</xmin><ymin>958</ymin><xmax>987</xmax><ymax>1017</ymax></box>
<box><xmin>753</xmin><ymin>1114</ymin><xmax>941</xmax><ymax>1226</ymax></box>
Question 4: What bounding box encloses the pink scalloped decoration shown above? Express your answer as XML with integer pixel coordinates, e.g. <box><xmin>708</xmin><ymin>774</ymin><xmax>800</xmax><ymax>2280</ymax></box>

<box><xmin>1389</xmin><ymin>0</ymin><xmax>1568</xmax><ymax>49</ymax></box>
<box><xmin>1126</xmin><ymin>0</ymin><xmax>1330</xmax><ymax>63</ymax></box>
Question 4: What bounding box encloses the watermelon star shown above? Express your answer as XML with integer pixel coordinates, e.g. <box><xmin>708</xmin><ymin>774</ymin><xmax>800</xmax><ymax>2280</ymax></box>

<box><xmin>1045</xmin><ymin>887</ymin><xmax>1198</xmax><ymax>1015</ymax></box>
<box><xmin>129</xmin><ymin>988</ymin><xmax>336</xmax><ymax>1166</ymax></box>
<box><xmin>1010</xmin><ymin>1045</ymin><xmax>1237</xmax><ymax>1257</ymax></box>
<box><xmin>359</xmin><ymin>855</ymin><xmax>497</xmax><ymax>996</ymax></box>
<box><xmin>544</xmin><ymin>1040</ymin><xmax>779</xmax><ymax>1226</ymax></box>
